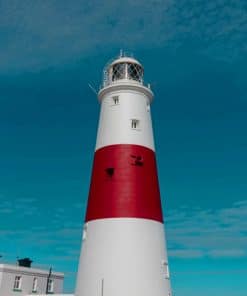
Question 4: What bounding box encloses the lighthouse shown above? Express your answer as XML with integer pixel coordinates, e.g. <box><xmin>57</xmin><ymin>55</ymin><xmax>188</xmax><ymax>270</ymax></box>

<box><xmin>75</xmin><ymin>55</ymin><xmax>172</xmax><ymax>296</ymax></box>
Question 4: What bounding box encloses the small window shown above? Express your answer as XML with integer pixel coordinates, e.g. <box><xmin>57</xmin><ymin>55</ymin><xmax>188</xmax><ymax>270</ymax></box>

<box><xmin>161</xmin><ymin>260</ymin><xmax>170</xmax><ymax>279</ymax></box>
<box><xmin>112</xmin><ymin>96</ymin><xmax>119</xmax><ymax>105</ymax></box>
<box><xmin>32</xmin><ymin>277</ymin><xmax>38</xmax><ymax>292</ymax></box>
<box><xmin>146</xmin><ymin>101</ymin><xmax>150</xmax><ymax>112</ymax></box>
<box><xmin>166</xmin><ymin>264</ymin><xmax>170</xmax><ymax>279</ymax></box>
<box><xmin>47</xmin><ymin>279</ymin><xmax>54</xmax><ymax>293</ymax></box>
<box><xmin>83</xmin><ymin>223</ymin><xmax>88</xmax><ymax>241</ymax></box>
<box><xmin>131</xmin><ymin>119</ymin><xmax>139</xmax><ymax>129</ymax></box>
<box><xmin>13</xmin><ymin>276</ymin><xmax>22</xmax><ymax>290</ymax></box>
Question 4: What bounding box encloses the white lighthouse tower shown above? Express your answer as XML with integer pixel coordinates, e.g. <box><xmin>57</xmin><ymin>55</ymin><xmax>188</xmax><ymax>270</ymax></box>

<box><xmin>75</xmin><ymin>54</ymin><xmax>172</xmax><ymax>296</ymax></box>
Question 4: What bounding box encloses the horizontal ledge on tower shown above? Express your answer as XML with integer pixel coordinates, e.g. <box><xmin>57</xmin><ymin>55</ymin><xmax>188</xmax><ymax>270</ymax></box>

<box><xmin>98</xmin><ymin>82</ymin><xmax>153</xmax><ymax>102</ymax></box>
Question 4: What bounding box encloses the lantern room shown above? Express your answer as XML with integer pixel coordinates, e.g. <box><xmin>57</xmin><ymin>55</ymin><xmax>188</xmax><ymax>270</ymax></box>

<box><xmin>103</xmin><ymin>57</ymin><xmax>144</xmax><ymax>87</ymax></box>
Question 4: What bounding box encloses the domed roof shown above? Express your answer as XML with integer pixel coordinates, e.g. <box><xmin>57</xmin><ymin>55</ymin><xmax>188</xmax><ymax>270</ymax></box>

<box><xmin>109</xmin><ymin>56</ymin><xmax>142</xmax><ymax>68</ymax></box>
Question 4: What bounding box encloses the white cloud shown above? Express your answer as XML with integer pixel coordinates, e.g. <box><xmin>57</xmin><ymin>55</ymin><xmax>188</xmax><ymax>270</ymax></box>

<box><xmin>1</xmin><ymin>190</ymin><xmax>246</xmax><ymax>261</ymax></box>
<box><xmin>168</xmin><ymin>249</ymin><xmax>204</xmax><ymax>258</ymax></box>
<box><xmin>208</xmin><ymin>249</ymin><xmax>246</xmax><ymax>258</ymax></box>
<box><xmin>0</xmin><ymin>0</ymin><xmax>246</xmax><ymax>72</ymax></box>
<box><xmin>0</xmin><ymin>195</ymin><xmax>38</xmax><ymax>215</ymax></box>
<box><xmin>165</xmin><ymin>200</ymin><xmax>247</xmax><ymax>258</ymax></box>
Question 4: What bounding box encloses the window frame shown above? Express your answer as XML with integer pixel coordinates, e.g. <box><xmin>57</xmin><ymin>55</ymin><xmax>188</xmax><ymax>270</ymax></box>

<box><xmin>112</xmin><ymin>63</ymin><xmax>126</xmax><ymax>81</ymax></box>
<box><xmin>82</xmin><ymin>223</ymin><xmax>88</xmax><ymax>241</ymax></box>
<box><xmin>146</xmin><ymin>101</ymin><xmax>150</xmax><ymax>112</ymax></box>
<box><xmin>32</xmin><ymin>277</ymin><xmax>38</xmax><ymax>292</ymax></box>
<box><xmin>47</xmin><ymin>278</ymin><xmax>54</xmax><ymax>294</ymax></box>
<box><xmin>161</xmin><ymin>260</ymin><xmax>170</xmax><ymax>279</ymax></box>
<box><xmin>127</xmin><ymin>63</ymin><xmax>143</xmax><ymax>82</ymax></box>
<box><xmin>112</xmin><ymin>96</ymin><xmax>119</xmax><ymax>105</ymax></box>
<box><xmin>131</xmin><ymin>119</ymin><xmax>140</xmax><ymax>129</ymax></box>
<box><xmin>13</xmin><ymin>275</ymin><xmax>22</xmax><ymax>291</ymax></box>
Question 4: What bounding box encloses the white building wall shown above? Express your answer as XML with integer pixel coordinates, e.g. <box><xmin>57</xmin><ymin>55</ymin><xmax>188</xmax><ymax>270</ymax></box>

<box><xmin>0</xmin><ymin>268</ymin><xmax>3</xmax><ymax>290</ymax></box>
<box><xmin>0</xmin><ymin>264</ymin><xmax>64</xmax><ymax>296</ymax></box>
<box><xmin>27</xmin><ymin>295</ymin><xmax>74</xmax><ymax>296</ymax></box>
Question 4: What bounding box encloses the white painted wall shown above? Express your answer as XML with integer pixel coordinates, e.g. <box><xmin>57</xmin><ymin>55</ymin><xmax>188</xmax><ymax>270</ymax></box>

<box><xmin>76</xmin><ymin>59</ymin><xmax>172</xmax><ymax>296</ymax></box>
<box><xmin>96</xmin><ymin>89</ymin><xmax>155</xmax><ymax>151</ymax></box>
<box><xmin>76</xmin><ymin>218</ymin><xmax>171</xmax><ymax>296</ymax></box>
<box><xmin>0</xmin><ymin>264</ymin><xmax>64</xmax><ymax>296</ymax></box>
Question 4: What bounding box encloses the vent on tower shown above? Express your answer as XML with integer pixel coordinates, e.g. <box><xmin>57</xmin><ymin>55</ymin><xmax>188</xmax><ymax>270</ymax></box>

<box><xmin>105</xmin><ymin>167</ymin><xmax>114</xmax><ymax>177</ymax></box>
<box><xmin>131</xmin><ymin>155</ymin><xmax>143</xmax><ymax>166</ymax></box>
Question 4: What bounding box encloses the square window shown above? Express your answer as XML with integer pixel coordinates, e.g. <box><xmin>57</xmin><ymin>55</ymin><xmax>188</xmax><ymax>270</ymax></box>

<box><xmin>131</xmin><ymin>119</ymin><xmax>139</xmax><ymax>129</ymax></box>
<box><xmin>112</xmin><ymin>96</ymin><xmax>119</xmax><ymax>105</ymax></box>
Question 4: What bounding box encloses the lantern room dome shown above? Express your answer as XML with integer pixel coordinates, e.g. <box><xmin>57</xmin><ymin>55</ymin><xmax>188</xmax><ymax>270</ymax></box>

<box><xmin>110</xmin><ymin>57</ymin><xmax>142</xmax><ymax>67</ymax></box>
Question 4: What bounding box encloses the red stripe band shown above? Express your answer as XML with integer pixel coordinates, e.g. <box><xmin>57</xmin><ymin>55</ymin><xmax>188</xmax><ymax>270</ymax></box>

<box><xmin>85</xmin><ymin>144</ymin><xmax>163</xmax><ymax>222</ymax></box>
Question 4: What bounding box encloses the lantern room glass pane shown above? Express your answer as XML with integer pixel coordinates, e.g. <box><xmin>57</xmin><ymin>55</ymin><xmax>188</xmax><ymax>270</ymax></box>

<box><xmin>127</xmin><ymin>63</ymin><xmax>143</xmax><ymax>82</ymax></box>
<box><xmin>112</xmin><ymin>63</ymin><xmax>126</xmax><ymax>81</ymax></box>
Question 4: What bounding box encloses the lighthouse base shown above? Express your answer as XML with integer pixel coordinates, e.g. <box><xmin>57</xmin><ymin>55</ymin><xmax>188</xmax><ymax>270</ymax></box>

<box><xmin>75</xmin><ymin>218</ymin><xmax>171</xmax><ymax>296</ymax></box>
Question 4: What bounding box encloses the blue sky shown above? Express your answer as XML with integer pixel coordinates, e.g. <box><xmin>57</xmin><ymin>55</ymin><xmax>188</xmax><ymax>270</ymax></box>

<box><xmin>0</xmin><ymin>0</ymin><xmax>247</xmax><ymax>294</ymax></box>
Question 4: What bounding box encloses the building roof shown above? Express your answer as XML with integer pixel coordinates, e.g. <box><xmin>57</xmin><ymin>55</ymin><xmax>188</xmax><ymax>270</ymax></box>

<box><xmin>0</xmin><ymin>263</ymin><xmax>64</xmax><ymax>279</ymax></box>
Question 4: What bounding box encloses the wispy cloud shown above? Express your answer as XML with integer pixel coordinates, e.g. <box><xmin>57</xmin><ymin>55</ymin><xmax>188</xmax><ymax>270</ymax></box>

<box><xmin>0</xmin><ymin>194</ymin><xmax>83</xmax><ymax>261</ymax></box>
<box><xmin>1</xmin><ymin>199</ymin><xmax>247</xmax><ymax>294</ymax></box>
<box><xmin>166</xmin><ymin>200</ymin><xmax>247</xmax><ymax>258</ymax></box>
<box><xmin>168</xmin><ymin>249</ymin><xmax>204</xmax><ymax>258</ymax></box>
<box><xmin>0</xmin><ymin>195</ymin><xmax>38</xmax><ymax>215</ymax></box>
<box><xmin>1</xmin><ymin>190</ymin><xmax>246</xmax><ymax>260</ymax></box>
<box><xmin>0</xmin><ymin>0</ymin><xmax>246</xmax><ymax>72</ymax></box>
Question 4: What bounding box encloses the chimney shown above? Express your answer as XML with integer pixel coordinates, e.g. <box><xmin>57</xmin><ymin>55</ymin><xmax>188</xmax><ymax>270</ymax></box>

<box><xmin>18</xmin><ymin>258</ymin><xmax>33</xmax><ymax>268</ymax></box>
